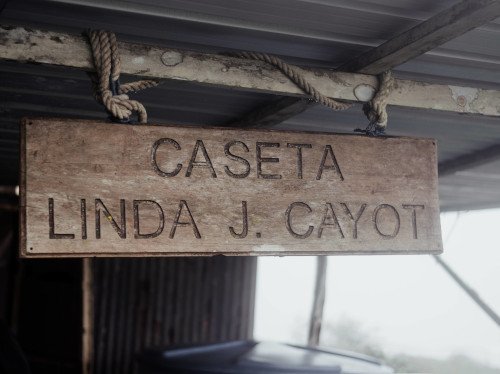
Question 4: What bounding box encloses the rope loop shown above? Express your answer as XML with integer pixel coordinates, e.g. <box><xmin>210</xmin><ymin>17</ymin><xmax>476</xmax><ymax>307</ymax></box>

<box><xmin>86</xmin><ymin>34</ymin><xmax>390</xmax><ymax>131</ymax></box>
<box><xmin>356</xmin><ymin>70</ymin><xmax>394</xmax><ymax>136</ymax></box>
<box><xmin>230</xmin><ymin>51</ymin><xmax>352</xmax><ymax>112</ymax></box>
<box><xmin>86</xmin><ymin>29</ymin><xmax>159</xmax><ymax>123</ymax></box>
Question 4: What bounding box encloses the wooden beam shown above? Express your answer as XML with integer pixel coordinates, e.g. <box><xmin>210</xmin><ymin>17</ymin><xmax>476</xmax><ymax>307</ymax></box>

<box><xmin>1</xmin><ymin>25</ymin><xmax>500</xmax><ymax>118</ymax></box>
<box><xmin>229</xmin><ymin>97</ymin><xmax>314</xmax><ymax>128</ymax></box>
<box><xmin>439</xmin><ymin>144</ymin><xmax>500</xmax><ymax>177</ymax></box>
<box><xmin>236</xmin><ymin>0</ymin><xmax>500</xmax><ymax>127</ymax></box>
<box><xmin>340</xmin><ymin>0</ymin><xmax>500</xmax><ymax>74</ymax></box>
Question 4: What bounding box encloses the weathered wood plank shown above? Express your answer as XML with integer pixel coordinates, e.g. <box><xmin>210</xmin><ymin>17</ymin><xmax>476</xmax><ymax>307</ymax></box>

<box><xmin>339</xmin><ymin>0</ymin><xmax>500</xmax><ymax>74</ymax></box>
<box><xmin>20</xmin><ymin>118</ymin><xmax>442</xmax><ymax>257</ymax></box>
<box><xmin>1</xmin><ymin>25</ymin><xmax>500</xmax><ymax>118</ymax></box>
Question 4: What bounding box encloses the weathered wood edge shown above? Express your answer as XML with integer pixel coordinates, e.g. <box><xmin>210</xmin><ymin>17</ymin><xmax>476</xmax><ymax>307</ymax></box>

<box><xmin>19</xmin><ymin>249</ymin><xmax>443</xmax><ymax>258</ymax></box>
<box><xmin>430</xmin><ymin>136</ymin><xmax>443</xmax><ymax>254</ymax></box>
<box><xmin>1</xmin><ymin>25</ymin><xmax>499</xmax><ymax>118</ymax></box>
<box><xmin>19</xmin><ymin>117</ymin><xmax>438</xmax><ymax>143</ymax></box>
<box><xmin>19</xmin><ymin>118</ymin><xmax>28</xmax><ymax>258</ymax></box>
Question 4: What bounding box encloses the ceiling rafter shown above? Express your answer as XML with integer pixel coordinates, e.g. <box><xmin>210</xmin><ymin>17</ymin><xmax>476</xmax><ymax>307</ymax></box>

<box><xmin>232</xmin><ymin>0</ymin><xmax>500</xmax><ymax>128</ymax></box>
<box><xmin>439</xmin><ymin>144</ymin><xmax>500</xmax><ymax>177</ymax></box>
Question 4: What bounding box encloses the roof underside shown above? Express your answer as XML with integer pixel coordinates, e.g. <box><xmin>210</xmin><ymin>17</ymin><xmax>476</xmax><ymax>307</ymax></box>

<box><xmin>1</xmin><ymin>0</ymin><xmax>500</xmax><ymax>212</ymax></box>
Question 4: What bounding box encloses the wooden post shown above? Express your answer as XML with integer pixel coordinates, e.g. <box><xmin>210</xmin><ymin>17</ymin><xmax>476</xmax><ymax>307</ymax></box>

<box><xmin>308</xmin><ymin>256</ymin><xmax>327</xmax><ymax>347</ymax></box>
<box><xmin>82</xmin><ymin>258</ymin><xmax>93</xmax><ymax>374</ymax></box>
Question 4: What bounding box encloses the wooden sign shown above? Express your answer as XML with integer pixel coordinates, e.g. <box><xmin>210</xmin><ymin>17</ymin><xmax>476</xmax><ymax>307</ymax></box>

<box><xmin>20</xmin><ymin>118</ymin><xmax>442</xmax><ymax>257</ymax></box>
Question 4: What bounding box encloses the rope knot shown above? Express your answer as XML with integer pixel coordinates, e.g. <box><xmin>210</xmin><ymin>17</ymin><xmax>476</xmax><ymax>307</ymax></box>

<box><xmin>356</xmin><ymin>70</ymin><xmax>394</xmax><ymax>136</ymax></box>
<box><xmin>86</xmin><ymin>30</ymin><xmax>159</xmax><ymax>124</ymax></box>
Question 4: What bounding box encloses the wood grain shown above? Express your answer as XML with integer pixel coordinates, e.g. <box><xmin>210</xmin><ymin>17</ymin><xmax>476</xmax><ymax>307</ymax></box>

<box><xmin>20</xmin><ymin>118</ymin><xmax>442</xmax><ymax>257</ymax></box>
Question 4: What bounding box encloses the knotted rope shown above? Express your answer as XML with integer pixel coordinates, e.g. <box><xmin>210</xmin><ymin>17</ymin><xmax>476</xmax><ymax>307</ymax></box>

<box><xmin>357</xmin><ymin>70</ymin><xmax>394</xmax><ymax>135</ymax></box>
<box><xmin>231</xmin><ymin>51</ymin><xmax>351</xmax><ymax>111</ymax></box>
<box><xmin>232</xmin><ymin>52</ymin><xmax>394</xmax><ymax>135</ymax></box>
<box><xmin>87</xmin><ymin>30</ymin><xmax>159</xmax><ymax>123</ymax></box>
<box><xmin>86</xmin><ymin>31</ymin><xmax>392</xmax><ymax>132</ymax></box>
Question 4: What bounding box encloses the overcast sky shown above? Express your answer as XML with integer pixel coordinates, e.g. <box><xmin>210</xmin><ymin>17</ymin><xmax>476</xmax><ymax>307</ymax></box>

<box><xmin>254</xmin><ymin>208</ymin><xmax>500</xmax><ymax>369</ymax></box>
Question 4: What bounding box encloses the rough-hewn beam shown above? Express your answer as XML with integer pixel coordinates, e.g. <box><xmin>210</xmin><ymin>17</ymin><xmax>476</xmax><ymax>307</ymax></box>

<box><xmin>439</xmin><ymin>144</ymin><xmax>500</xmax><ymax>177</ymax></box>
<box><xmin>340</xmin><ymin>0</ymin><xmax>500</xmax><ymax>74</ymax></box>
<box><xmin>1</xmin><ymin>25</ymin><xmax>500</xmax><ymax>117</ymax></box>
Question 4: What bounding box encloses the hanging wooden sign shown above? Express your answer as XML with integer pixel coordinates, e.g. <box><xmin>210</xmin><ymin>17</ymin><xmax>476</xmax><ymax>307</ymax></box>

<box><xmin>19</xmin><ymin>118</ymin><xmax>442</xmax><ymax>257</ymax></box>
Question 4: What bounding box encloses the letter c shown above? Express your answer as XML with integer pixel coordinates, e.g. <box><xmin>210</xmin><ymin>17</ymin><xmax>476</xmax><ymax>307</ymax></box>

<box><xmin>151</xmin><ymin>138</ymin><xmax>182</xmax><ymax>177</ymax></box>
<box><xmin>285</xmin><ymin>202</ymin><xmax>314</xmax><ymax>239</ymax></box>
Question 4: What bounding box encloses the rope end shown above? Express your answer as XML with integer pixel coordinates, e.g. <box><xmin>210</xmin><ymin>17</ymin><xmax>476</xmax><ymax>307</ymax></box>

<box><xmin>354</xmin><ymin>121</ymin><xmax>386</xmax><ymax>136</ymax></box>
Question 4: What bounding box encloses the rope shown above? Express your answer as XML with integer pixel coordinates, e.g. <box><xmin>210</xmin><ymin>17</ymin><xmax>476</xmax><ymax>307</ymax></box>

<box><xmin>86</xmin><ymin>30</ymin><xmax>159</xmax><ymax>123</ymax></box>
<box><xmin>231</xmin><ymin>51</ymin><xmax>351</xmax><ymax>111</ymax></box>
<box><xmin>358</xmin><ymin>70</ymin><xmax>394</xmax><ymax>135</ymax></box>
<box><xmin>233</xmin><ymin>51</ymin><xmax>395</xmax><ymax>135</ymax></box>
<box><xmin>85</xmin><ymin>31</ymin><xmax>391</xmax><ymax>131</ymax></box>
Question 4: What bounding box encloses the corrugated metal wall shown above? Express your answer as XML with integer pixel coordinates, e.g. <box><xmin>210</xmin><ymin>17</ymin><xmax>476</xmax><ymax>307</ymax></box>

<box><xmin>91</xmin><ymin>256</ymin><xmax>257</xmax><ymax>373</ymax></box>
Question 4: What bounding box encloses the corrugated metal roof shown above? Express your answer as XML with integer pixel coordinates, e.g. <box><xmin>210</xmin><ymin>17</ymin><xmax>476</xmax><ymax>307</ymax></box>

<box><xmin>1</xmin><ymin>0</ymin><xmax>500</xmax><ymax>211</ymax></box>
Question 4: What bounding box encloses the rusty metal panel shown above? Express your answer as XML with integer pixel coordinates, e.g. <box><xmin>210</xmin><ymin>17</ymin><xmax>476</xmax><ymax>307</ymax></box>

<box><xmin>91</xmin><ymin>256</ymin><xmax>256</xmax><ymax>373</ymax></box>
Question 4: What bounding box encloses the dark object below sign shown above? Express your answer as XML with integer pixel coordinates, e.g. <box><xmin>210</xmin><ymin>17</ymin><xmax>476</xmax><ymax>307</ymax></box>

<box><xmin>137</xmin><ymin>340</ymin><xmax>393</xmax><ymax>374</ymax></box>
